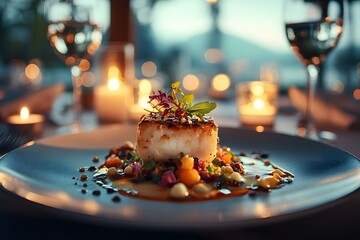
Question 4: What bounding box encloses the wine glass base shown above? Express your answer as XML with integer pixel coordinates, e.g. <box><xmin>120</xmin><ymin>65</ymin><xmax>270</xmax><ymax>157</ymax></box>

<box><xmin>318</xmin><ymin>130</ymin><xmax>337</xmax><ymax>141</ymax></box>
<box><xmin>296</xmin><ymin>126</ymin><xmax>337</xmax><ymax>142</ymax></box>
<box><xmin>296</xmin><ymin>127</ymin><xmax>318</xmax><ymax>140</ymax></box>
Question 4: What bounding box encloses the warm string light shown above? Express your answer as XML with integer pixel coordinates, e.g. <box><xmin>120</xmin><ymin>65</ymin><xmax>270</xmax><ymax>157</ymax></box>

<box><xmin>212</xmin><ymin>73</ymin><xmax>231</xmax><ymax>91</ymax></box>
<box><xmin>204</xmin><ymin>48</ymin><xmax>223</xmax><ymax>64</ymax></box>
<box><xmin>23</xmin><ymin>59</ymin><xmax>42</xmax><ymax>86</ymax></box>
<box><xmin>141</xmin><ymin>61</ymin><xmax>157</xmax><ymax>78</ymax></box>
<box><xmin>25</xmin><ymin>64</ymin><xmax>40</xmax><ymax>81</ymax></box>
<box><xmin>182</xmin><ymin>74</ymin><xmax>200</xmax><ymax>92</ymax></box>
<box><xmin>353</xmin><ymin>89</ymin><xmax>360</xmax><ymax>100</ymax></box>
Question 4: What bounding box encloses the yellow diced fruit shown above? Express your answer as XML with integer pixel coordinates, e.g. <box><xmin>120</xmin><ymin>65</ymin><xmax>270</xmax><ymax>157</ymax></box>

<box><xmin>178</xmin><ymin>169</ymin><xmax>200</xmax><ymax>186</ymax></box>
<box><xmin>180</xmin><ymin>155</ymin><xmax>194</xmax><ymax>170</ymax></box>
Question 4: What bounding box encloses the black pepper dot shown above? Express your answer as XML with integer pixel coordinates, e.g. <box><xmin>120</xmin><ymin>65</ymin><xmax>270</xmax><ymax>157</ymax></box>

<box><xmin>83</xmin><ymin>183</ymin><xmax>88</xmax><ymax>187</ymax></box>
<box><xmin>72</xmin><ymin>177</ymin><xmax>76</xmax><ymax>180</ymax></box>
<box><xmin>106</xmin><ymin>188</ymin><xmax>115</xmax><ymax>194</ymax></box>
<box><xmin>88</xmin><ymin>166</ymin><xmax>96</xmax><ymax>172</ymax></box>
<box><xmin>81</xmin><ymin>189</ymin><xmax>87</xmax><ymax>194</ymax></box>
<box><xmin>112</xmin><ymin>196</ymin><xmax>121</xmax><ymax>202</ymax></box>
<box><xmin>92</xmin><ymin>190</ymin><xmax>101</xmax><ymax>196</ymax></box>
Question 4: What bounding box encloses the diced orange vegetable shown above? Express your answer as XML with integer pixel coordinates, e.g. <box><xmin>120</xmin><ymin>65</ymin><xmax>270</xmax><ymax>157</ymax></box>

<box><xmin>104</xmin><ymin>156</ymin><xmax>122</xmax><ymax>168</ymax></box>
<box><xmin>222</xmin><ymin>153</ymin><xmax>232</xmax><ymax>164</ymax></box>
<box><xmin>177</xmin><ymin>169</ymin><xmax>200</xmax><ymax>186</ymax></box>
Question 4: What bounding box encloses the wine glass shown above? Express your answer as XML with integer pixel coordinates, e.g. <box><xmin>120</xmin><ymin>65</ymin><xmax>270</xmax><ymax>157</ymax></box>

<box><xmin>45</xmin><ymin>0</ymin><xmax>103</xmax><ymax>132</ymax></box>
<box><xmin>284</xmin><ymin>0</ymin><xmax>344</xmax><ymax>139</ymax></box>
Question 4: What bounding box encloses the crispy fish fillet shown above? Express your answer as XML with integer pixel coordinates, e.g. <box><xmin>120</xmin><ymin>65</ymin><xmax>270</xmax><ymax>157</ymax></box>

<box><xmin>136</xmin><ymin>115</ymin><xmax>218</xmax><ymax>162</ymax></box>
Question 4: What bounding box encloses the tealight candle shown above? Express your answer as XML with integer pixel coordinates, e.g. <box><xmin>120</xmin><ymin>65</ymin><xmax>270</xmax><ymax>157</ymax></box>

<box><xmin>7</xmin><ymin>106</ymin><xmax>44</xmax><ymax>137</ymax></box>
<box><xmin>237</xmin><ymin>81</ymin><xmax>279</xmax><ymax>127</ymax></box>
<box><xmin>94</xmin><ymin>77</ymin><xmax>133</xmax><ymax>123</ymax></box>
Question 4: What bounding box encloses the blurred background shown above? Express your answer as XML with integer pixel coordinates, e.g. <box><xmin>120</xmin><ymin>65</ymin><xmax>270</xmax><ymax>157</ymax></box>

<box><xmin>0</xmin><ymin>0</ymin><xmax>360</xmax><ymax>101</ymax></box>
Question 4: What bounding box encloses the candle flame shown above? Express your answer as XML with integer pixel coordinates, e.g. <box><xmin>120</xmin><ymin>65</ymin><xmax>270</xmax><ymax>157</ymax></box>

<box><xmin>253</xmin><ymin>98</ymin><xmax>265</xmax><ymax>110</ymax></box>
<box><xmin>108</xmin><ymin>65</ymin><xmax>120</xmax><ymax>80</ymax></box>
<box><xmin>107</xmin><ymin>78</ymin><xmax>120</xmax><ymax>91</ymax></box>
<box><xmin>20</xmin><ymin>107</ymin><xmax>30</xmax><ymax>120</ymax></box>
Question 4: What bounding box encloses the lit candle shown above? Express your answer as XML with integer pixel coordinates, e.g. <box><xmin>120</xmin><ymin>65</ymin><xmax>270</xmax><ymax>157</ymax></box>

<box><xmin>7</xmin><ymin>106</ymin><xmax>44</xmax><ymax>136</ymax></box>
<box><xmin>237</xmin><ymin>81</ymin><xmax>279</xmax><ymax>127</ymax></box>
<box><xmin>94</xmin><ymin>73</ymin><xmax>133</xmax><ymax>123</ymax></box>
<box><xmin>129</xmin><ymin>79</ymin><xmax>152</xmax><ymax>122</ymax></box>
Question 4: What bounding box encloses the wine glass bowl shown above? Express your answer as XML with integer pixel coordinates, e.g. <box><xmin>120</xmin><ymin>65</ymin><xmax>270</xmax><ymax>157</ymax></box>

<box><xmin>45</xmin><ymin>0</ymin><xmax>103</xmax><ymax>132</ymax></box>
<box><xmin>284</xmin><ymin>0</ymin><xmax>344</xmax><ymax>139</ymax></box>
<box><xmin>47</xmin><ymin>21</ymin><xmax>102</xmax><ymax>66</ymax></box>
<box><xmin>286</xmin><ymin>20</ymin><xmax>343</xmax><ymax>66</ymax></box>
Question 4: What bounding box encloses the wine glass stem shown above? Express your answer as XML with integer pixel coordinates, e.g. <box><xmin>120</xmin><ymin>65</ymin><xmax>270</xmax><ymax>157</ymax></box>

<box><xmin>70</xmin><ymin>66</ymin><xmax>82</xmax><ymax>132</ymax></box>
<box><xmin>304</xmin><ymin>64</ymin><xmax>319</xmax><ymax>138</ymax></box>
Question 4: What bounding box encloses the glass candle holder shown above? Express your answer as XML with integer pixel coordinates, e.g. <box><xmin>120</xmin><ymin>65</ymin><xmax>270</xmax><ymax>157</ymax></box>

<box><xmin>94</xmin><ymin>42</ymin><xmax>135</xmax><ymax>123</ymax></box>
<box><xmin>237</xmin><ymin>81</ymin><xmax>279</xmax><ymax>127</ymax></box>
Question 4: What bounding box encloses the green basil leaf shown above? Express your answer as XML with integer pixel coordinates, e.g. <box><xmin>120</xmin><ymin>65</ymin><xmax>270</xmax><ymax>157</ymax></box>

<box><xmin>187</xmin><ymin>102</ymin><xmax>217</xmax><ymax>115</ymax></box>
<box><xmin>180</xmin><ymin>93</ymin><xmax>194</xmax><ymax>108</ymax></box>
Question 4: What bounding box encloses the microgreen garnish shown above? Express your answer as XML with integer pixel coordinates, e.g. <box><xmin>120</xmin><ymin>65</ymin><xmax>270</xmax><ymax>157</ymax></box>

<box><xmin>148</xmin><ymin>81</ymin><xmax>217</xmax><ymax>118</ymax></box>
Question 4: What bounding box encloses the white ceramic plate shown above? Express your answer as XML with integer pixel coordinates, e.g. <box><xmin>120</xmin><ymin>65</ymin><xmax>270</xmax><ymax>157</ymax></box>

<box><xmin>0</xmin><ymin>124</ymin><xmax>359</xmax><ymax>229</ymax></box>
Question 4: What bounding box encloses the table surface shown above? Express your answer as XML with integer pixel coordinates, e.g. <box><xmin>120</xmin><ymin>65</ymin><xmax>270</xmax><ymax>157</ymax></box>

<box><xmin>0</xmin><ymin>97</ymin><xmax>359</xmax><ymax>239</ymax></box>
